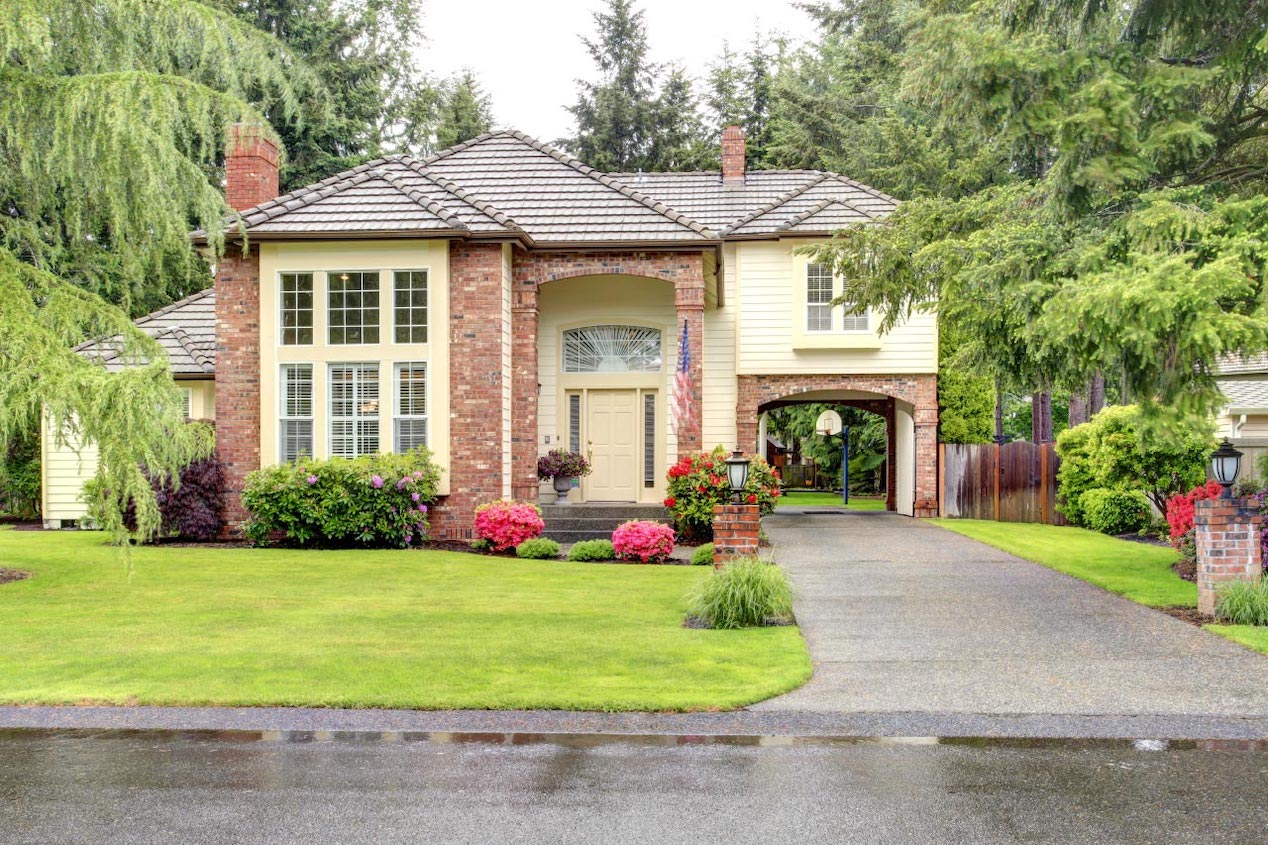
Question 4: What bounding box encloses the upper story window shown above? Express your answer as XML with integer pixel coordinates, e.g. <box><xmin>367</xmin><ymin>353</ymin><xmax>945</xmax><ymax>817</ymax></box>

<box><xmin>328</xmin><ymin>271</ymin><xmax>380</xmax><ymax>345</ymax></box>
<box><xmin>563</xmin><ymin>325</ymin><xmax>662</xmax><ymax>373</ymax></box>
<box><xmin>394</xmin><ymin>270</ymin><xmax>428</xmax><ymax>344</ymax></box>
<box><xmin>280</xmin><ymin>272</ymin><xmax>314</xmax><ymax>345</ymax></box>
<box><xmin>805</xmin><ymin>263</ymin><xmax>869</xmax><ymax>334</ymax></box>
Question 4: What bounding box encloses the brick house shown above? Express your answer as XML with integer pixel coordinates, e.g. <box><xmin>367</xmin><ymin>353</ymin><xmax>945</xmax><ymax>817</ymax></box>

<box><xmin>44</xmin><ymin>124</ymin><xmax>939</xmax><ymax>533</ymax></box>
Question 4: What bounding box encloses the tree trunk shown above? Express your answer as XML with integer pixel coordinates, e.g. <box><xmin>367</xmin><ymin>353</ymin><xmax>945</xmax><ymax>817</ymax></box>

<box><xmin>1089</xmin><ymin>372</ymin><xmax>1106</xmax><ymax>414</ymax></box>
<box><xmin>1068</xmin><ymin>391</ymin><xmax>1088</xmax><ymax>428</ymax></box>
<box><xmin>1032</xmin><ymin>390</ymin><xmax>1053</xmax><ymax>443</ymax></box>
<box><xmin>994</xmin><ymin>378</ymin><xmax>1005</xmax><ymax>443</ymax></box>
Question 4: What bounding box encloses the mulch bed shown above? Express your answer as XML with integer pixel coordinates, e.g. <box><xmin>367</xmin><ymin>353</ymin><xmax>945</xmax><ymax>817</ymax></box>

<box><xmin>1161</xmin><ymin>606</ymin><xmax>1215</xmax><ymax>626</ymax></box>
<box><xmin>0</xmin><ymin>568</ymin><xmax>31</xmax><ymax>585</ymax></box>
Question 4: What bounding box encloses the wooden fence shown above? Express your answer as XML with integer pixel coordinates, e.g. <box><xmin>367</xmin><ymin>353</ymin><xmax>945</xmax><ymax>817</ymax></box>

<box><xmin>939</xmin><ymin>441</ymin><xmax>1067</xmax><ymax>525</ymax></box>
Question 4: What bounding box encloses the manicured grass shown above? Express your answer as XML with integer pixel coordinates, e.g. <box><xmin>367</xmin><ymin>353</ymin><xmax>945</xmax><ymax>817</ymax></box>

<box><xmin>0</xmin><ymin>528</ymin><xmax>811</xmax><ymax>711</ymax></box>
<box><xmin>777</xmin><ymin>491</ymin><xmax>887</xmax><ymax>510</ymax></box>
<box><xmin>929</xmin><ymin>519</ymin><xmax>1194</xmax><ymax>608</ymax></box>
<box><xmin>931</xmin><ymin>519</ymin><xmax>1268</xmax><ymax>658</ymax></box>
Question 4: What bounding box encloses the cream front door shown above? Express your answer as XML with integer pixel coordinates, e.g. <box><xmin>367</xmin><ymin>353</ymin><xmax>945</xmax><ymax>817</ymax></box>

<box><xmin>586</xmin><ymin>389</ymin><xmax>639</xmax><ymax>501</ymax></box>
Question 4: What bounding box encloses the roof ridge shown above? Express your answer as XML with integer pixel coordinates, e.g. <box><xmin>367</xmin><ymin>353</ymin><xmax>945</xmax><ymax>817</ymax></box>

<box><xmin>396</xmin><ymin>158</ymin><xmax>525</xmax><ymax>233</ymax></box>
<box><xmin>721</xmin><ymin>173</ymin><xmax>830</xmax><ymax>235</ymax></box>
<box><xmin>372</xmin><ymin>167</ymin><xmax>469</xmax><ymax>231</ymax></box>
<box><xmin>219</xmin><ymin>158</ymin><xmax>394</xmax><ymax>232</ymax></box>
<box><xmin>162</xmin><ymin>325</ymin><xmax>216</xmax><ymax>373</ymax></box>
<box><xmin>777</xmin><ymin>197</ymin><xmax>881</xmax><ymax>232</ymax></box>
<box><xmin>133</xmin><ymin>286</ymin><xmax>215</xmax><ymax>327</ymax></box>
<box><xmin>824</xmin><ymin>172</ymin><xmax>900</xmax><ymax>206</ymax></box>
<box><xmin>413</xmin><ymin>129</ymin><xmax>512</xmax><ymax>167</ymax></box>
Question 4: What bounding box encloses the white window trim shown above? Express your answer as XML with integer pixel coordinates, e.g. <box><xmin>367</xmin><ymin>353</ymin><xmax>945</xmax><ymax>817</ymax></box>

<box><xmin>805</xmin><ymin>262</ymin><xmax>871</xmax><ymax>335</ymax></box>
<box><xmin>391</xmin><ymin>269</ymin><xmax>430</xmax><ymax>346</ymax></box>
<box><xmin>279</xmin><ymin>271</ymin><xmax>315</xmax><ymax>347</ymax></box>
<box><xmin>393</xmin><ymin>361</ymin><xmax>428</xmax><ymax>453</ymax></box>
<box><xmin>278</xmin><ymin>363</ymin><xmax>315</xmax><ymax>462</ymax></box>
<box><xmin>327</xmin><ymin>362</ymin><xmax>381</xmax><ymax>458</ymax></box>
<box><xmin>327</xmin><ymin>270</ymin><xmax>381</xmax><ymax>346</ymax></box>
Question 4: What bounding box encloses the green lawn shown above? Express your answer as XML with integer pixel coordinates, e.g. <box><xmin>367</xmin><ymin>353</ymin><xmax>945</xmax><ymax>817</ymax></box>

<box><xmin>777</xmin><ymin>491</ymin><xmax>887</xmax><ymax>511</ymax></box>
<box><xmin>930</xmin><ymin>519</ymin><xmax>1268</xmax><ymax>656</ymax></box>
<box><xmin>0</xmin><ymin>528</ymin><xmax>811</xmax><ymax>711</ymax></box>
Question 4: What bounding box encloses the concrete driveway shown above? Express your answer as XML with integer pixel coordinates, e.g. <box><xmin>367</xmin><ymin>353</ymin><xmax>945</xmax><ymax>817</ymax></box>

<box><xmin>755</xmin><ymin>511</ymin><xmax>1268</xmax><ymax>717</ymax></box>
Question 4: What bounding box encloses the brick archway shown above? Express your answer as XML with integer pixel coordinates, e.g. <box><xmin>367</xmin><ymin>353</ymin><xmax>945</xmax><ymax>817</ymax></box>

<box><xmin>739</xmin><ymin>374</ymin><xmax>939</xmax><ymax>517</ymax></box>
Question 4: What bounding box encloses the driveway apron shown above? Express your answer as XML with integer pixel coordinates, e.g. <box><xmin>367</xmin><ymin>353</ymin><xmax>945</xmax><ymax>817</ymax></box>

<box><xmin>754</xmin><ymin>511</ymin><xmax>1268</xmax><ymax>716</ymax></box>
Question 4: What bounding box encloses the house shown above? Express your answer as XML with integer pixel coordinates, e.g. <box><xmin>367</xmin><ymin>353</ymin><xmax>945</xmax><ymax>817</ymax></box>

<box><xmin>43</xmin><ymin>124</ymin><xmax>939</xmax><ymax>534</ymax></box>
<box><xmin>1216</xmin><ymin>353</ymin><xmax>1268</xmax><ymax>484</ymax></box>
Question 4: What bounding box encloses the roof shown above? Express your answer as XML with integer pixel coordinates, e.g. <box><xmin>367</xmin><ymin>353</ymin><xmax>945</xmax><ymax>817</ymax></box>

<box><xmin>1216</xmin><ymin>352</ymin><xmax>1268</xmax><ymax>376</ymax></box>
<box><xmin>78</xmin><ymin>288</ymin><xmax>216</xmax><ymax>375</ymax></box>
<box><xmin>1220</xmin><ymin>377</ymin><xmax>1268</xmax><ymax>411</ymax></box>
<box><xmin>207</xmin><ymin>131</ymin><xmax>896</xmax><ymax>245</ymax></box>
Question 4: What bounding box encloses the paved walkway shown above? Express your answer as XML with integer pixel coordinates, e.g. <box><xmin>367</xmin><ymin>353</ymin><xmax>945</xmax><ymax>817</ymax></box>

<box><xmin>755</xmin><ymin>511</ymin><xmax>1268</xmax><ymax>717</ymax></box>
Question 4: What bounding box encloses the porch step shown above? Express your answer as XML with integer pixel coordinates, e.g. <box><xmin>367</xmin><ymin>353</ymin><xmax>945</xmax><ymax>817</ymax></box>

<box><xmin>539</xmin><ymin>504</ymin><xmax>672</xmax><ymax>545</ymax></box>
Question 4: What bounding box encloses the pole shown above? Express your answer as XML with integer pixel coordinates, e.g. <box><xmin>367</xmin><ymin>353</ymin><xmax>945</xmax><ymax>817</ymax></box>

<box><xmin>842</xmin><ymin>425</ymin><xmax>850</xmax><ymax>506</ymax></box>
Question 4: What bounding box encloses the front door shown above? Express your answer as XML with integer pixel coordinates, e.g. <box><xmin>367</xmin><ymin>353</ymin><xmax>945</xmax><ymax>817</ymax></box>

<box><xmin>586</xmin><ymin>389</ymin><xmax>639</xmax><ymax>501</ymax></box>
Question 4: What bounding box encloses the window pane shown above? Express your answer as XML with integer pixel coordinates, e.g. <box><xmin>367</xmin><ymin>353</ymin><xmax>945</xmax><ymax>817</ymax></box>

<box><xmin>643</xmin><ymin>393</ymin><xmax>655</xmax><ymax>488</ymax></box>
<box><xmin>393</xmin><ymin>363</ymin><xmax>427</xmax><ymax>453</ymax></box>
<box><xmin>569</xmin><ymin>394</ymin><xmax>581</xmax><ymax>453</ymax></box>
<box><xmin>280</xmin><ymin>273</ymin><xmax>313</xmax><ymax>345</ymax></box>
<box><xmin>563</xmin><ymin>325</ymin><xmax>662</xmax><ymax>373</ymax></box>
<box><xmin>328</xmin><ymin>271</ymin><xmax>380</xmax><ymax>345</ymax></box>
<box><xmin>806</xmin><ymin>263</ymin><xmax>834</xmax><ymax>332</ymax></box>
<box><xmin>394</xmin><ymin>270</ymin><xmax>428</xmax><ymax>344</ymax></box>
<box><xmin>329</xmin><ymin>363</ymin><xmax>379</xmax><ymax>458</ymax></box>
<box><xmin>279</xmin><ymin>364</ymin><xmax>313</xmax><ymax>461</ymax></box>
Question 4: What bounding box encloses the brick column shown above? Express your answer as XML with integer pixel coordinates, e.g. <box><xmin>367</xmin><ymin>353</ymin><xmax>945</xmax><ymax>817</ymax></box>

<box><xmin>511</xmin><ymin>259</ymin><xmax>540</xmax><ymax>502</ymax></box>
<box><xmin>712</xmin><ymin>504</ymin><xmax>760</xmax><ymax>567</ymax></box>
<box><xmin>675</xmin><ymin>259</ymin><xmax>705</xmax><ymax>454</ymax></box>
<box><xmin>1195</xmin><ymin>496</ymin><xmax>1264</xmax><ymax>616</ymax></box>
<box><xmin>431</xmin><ymin>242</ymin><xmax>506</xmax><ymax>539</ymax></box>
<box><xmin>215</xmin><ymin>246</ymin><xmax>261</xmax><ymax>533</ymax></box>
<box><xmin>914</xmin><ymin>375</ymin><xmax>939</xmax><ymax>518</ymax></box>
<box><xmin>736</xmin><ymin>376</ymin><xmax>760</xmax><ymax>455</ymax></box>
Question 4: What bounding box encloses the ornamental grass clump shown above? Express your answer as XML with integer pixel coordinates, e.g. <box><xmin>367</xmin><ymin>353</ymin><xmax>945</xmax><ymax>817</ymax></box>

<box><xmin>685</xmin><ymin>558</ymin><xmax>794</xmax><ymax>630</ymax></box>
<box><xmin>515</xmin><ymin>537</ymin><xmax>561</xmax><ymax>560</ymax></box>
<box><xmin>566</xmin><ymin>539</ymin><xmax>616</xmax><ymax>561</ymax></box>
<box><xmin>241</xmin><ymin>449</ymin><xmax>440</xmax><ymax>548</ymax></box>
<box><xmin>612</xmin><ymin>520</ymin><xmax>675</xmax><ymax>563</ymax></box>
<box><xmin>1215</xmin><ymin>578</ymin><xmax>1268</xmax><ymax>626</ymax></box>
<box><xmin>474</xmin><ymin>499</ymin><xmax>544</xmax><ymax>552</ymax></box>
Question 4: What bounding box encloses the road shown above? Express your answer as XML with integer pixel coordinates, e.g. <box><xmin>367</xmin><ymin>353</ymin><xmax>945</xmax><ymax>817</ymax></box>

<box><xmin>2</xmin><ymin>729</ymin><xmax>1266</xmax><ymax>844</ymax></box>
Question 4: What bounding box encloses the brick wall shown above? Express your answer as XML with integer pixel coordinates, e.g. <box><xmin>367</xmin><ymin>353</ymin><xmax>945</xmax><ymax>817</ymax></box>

<box><xmin>737</xmin><ymin>373</ymin><xmax>938</xmax><ymax>515</ymax></box>
<box><xmin>713</xmin><ymin>503</ymin><xmax>760</xmax><ymax>565</ymax></box>
<box><xmin>431</xmin><ymin>242</ymin><xmax>508</xmax><ymax>538</ymax></box>
<box><xmin>1194</xmin><ymin>496</ymin><xmax>1264</xmax><ymax>616</ymax></box>
<box><xmin>215</xmin><ymin>246</ymin><xmax>261</xmax><ymax>531</ymax></box>
<box><xmin>722</xmin><ymin>126</ymin><xmax>746</xmax><ymax>183</ymax></box>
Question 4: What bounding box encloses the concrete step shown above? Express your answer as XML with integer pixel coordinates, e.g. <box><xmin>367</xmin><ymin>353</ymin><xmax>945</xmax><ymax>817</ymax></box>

<box><xmin>546</xmin><ymin>530</ymin><xmax>629</xmax><ymax>545</ymax></box>
<box><xmin>540</xmin><ymin>504</ymin><xmax>669</xmax><ymax>521</ymax></box>
<box><xmin>542</xmin><ymin>516</ymin><xmax>672</xmax><ymax>533</ymax></box>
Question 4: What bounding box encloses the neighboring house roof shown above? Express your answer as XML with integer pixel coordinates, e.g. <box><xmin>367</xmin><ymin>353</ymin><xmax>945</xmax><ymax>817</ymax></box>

<box><xmin>1216</xmin><ymin>352</ymin><xmax>1268</xmax><ymax>376</ymax></box>
<box><xmin>1220</xmin><ymin>378</ymin><xmax>1268</xmax><ymax>412</ymax></box>
<box><xmin>203</xmin><ymin>131</ymin><xmax>895</xmax><ymax>245</ymax></box>
<box><xmin>78</xmin><ymin>288</ymin><xmax>216</xmax><ymax>375</ymax></box>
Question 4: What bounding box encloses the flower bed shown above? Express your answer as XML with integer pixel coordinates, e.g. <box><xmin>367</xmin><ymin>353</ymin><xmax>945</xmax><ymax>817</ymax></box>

<box><xmin>664</xmin><ymin>446</ymin><xmax>781</xmax><ymax>541</ymax></box>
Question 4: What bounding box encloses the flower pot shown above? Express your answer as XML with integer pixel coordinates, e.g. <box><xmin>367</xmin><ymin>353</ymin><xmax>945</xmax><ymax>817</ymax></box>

<box><xmin>553</xmin><ymin>475</ymin><xmax>575</xmax><ymax>504</ymax></box>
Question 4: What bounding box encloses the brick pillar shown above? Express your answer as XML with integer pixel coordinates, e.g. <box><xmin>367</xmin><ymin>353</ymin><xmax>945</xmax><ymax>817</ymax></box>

<box><xmin>721</xmin><ymin>125</ymin><xmax>746</xmax><ymax>184</ymax></box>
<box><xmin>511</xmin><ymin>256</ymin><xmax>540</xmax><ymax>502</ymax></box>
<box><xmin>675</xmin><ymin>258</ymin><xmax>705</xmax><ymax>454</ymax></box>
<box><xmin>713</xmin><ymin>504</ymin><xmax>760</xmax><ymax>567</ymax></box>
<box><xmin>914</xmin><ymin>374</ymin><xmax>940</xmax><ymax>517</ymax></box>
<box><xmin>431</xmin><ymin>242</ymin><xmax>506</xmax><ymax>539</ymax></box>
<box><xmin>215</xmin><ymin>246</ymin><xmax>261</xmax><ymax>532</ymax></box>
<box><xmin>736</xmin><ymin>376</ymin><xmax>759</xmax><ymax>455</ymax></box>
<box><xmin>1195</xmin><ymin>496</ymin><xmax>1264</xmax><ymax>616</ymax></box>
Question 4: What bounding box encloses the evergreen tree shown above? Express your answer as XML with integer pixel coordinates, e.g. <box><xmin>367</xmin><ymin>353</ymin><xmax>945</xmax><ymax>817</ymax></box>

<box><xmin>743</xmin><ymin>36</ymin><xmax>777</xmax><ymax>168</ymax></box>
<box><xmin>706</xmin><ymin>43</ymin><xmax>748</xmax><ymax>132</ymax></box>
<box><xmin>647</xmin><ymin>66</ymin><xmax>714</xmax><ymax>171</ymax></box>
<box><xmin>0</xmin><ymin>0</ymin><xmax>314</xmax><ymax>538</ymax></box>
<box><xmin>435</xmin><ymin>70</ymin><xmax>495</xmax><ymax>150</ymax></box>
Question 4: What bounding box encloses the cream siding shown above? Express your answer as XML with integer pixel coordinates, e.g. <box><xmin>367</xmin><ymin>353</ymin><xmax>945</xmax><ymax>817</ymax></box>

<box><xmin>702</xmin><ymin>242</ymin><xmax>739</xmax><ymax>451</ymax></box>
<box><xmin>258</xmin><ymin>240</ymin><xmax>451</xmax><ymax>495</ymax></box>
<box><xmin>734</xmin><ymin>238</ymin><xmax>937</xmax><ymax>375</ymax></box>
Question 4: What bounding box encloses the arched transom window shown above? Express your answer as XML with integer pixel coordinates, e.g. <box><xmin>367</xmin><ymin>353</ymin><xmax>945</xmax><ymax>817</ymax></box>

<box><xmin>563</xmin><ymin>325</ymin><xmax>663</xmax><ymax>373</ymax></box>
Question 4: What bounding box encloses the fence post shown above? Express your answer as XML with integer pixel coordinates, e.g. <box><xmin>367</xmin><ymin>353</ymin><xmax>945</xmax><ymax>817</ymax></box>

<box><xmin>993</xmin><ymin>442</ymin><xmax>1001</xmax><ymax>522</ymax></box>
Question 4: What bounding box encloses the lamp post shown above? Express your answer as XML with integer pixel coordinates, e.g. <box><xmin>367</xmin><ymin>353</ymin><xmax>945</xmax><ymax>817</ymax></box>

<box><xmin>725</xmin><ymin>448</ymin><xmax>751</xmax><ymax>505</ymax></box>
<box><xmin>1211</xmin><ymin>438</ymin><xmax>1243</xmax><ymax>495</ymax></box>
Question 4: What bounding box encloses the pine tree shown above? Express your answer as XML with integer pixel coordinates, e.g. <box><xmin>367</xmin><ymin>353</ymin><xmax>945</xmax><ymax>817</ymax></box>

<box><xmin>647</xmin><ymin>66</ymin><xmax>713</xmax><ymax>171</ymax></box>
<box><xmin>706</xmin><ymin>43</ymin><xmax>748</xmax><ymax>133</ymax></box>
<box><xmin>436</xmin><ymin>70</ymin><xmax>495</xmax><ymax>150</ymax></box>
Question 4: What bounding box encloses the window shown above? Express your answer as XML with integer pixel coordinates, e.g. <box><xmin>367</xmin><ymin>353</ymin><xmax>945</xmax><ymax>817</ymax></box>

<box><xmin>394</xmin><ymin>270</ymin><xmax>428</xmax><ymax>344</ymax></box>
<box><xmin>279</xmin><ymin>364</ymin><xmax>314</xmax><ymax>461</ymax></box>
<box><xmin>563</xmin><ymin>325</ymin><xmax>662</xmax><ymax>373</ymax></box>
<box><xmin>806</xmin><ymin>263</ymin><xmax>834</xmax><ymax>332</ymax></box>
<box><xmin>181</xmin><ymin>388</ymin><xmax>193</xmax><ymax>419</ymax></box>
<box><xmin>280</xmin><ymin>272</ymin><xmax>314</xmax><ymax>345</ymax></box>
<box><xmin>329</xmin><ymin>364</ymin><xmax>379</xmax><ymax>458</ymax></box>
<box><xmin>328</xmin><ymin>271</ymin><xmax>380</xmax><ymax>344</ymax></box>
<box><xmin>394</xmin><ymin>363</ymin><xmax>427</xmax><ymax>453</ymax></box>
<box><xmin>643</xmin><ymin>393</ymin><xmax>655</xmax><ymax>488</ymax></box>
<box><xmin>805</xmin><ymin>263</ymin><xmax>869</xmax><ymax>333</ymax></box>
<box><xmin>568</xmin><ymin>394</ymin><xmax>581</xmax><ymax>453</ymax></box>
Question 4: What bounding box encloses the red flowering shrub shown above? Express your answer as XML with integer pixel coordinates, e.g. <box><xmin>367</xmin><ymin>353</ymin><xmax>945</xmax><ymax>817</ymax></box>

<box><xmin>612</xmin><ymin>520</ymin><xmax>675</xmax><ymax>563</ymax></box>
<box><xmin>474</xmin><ymin>499</ymin><xmax>544</xmax><ymax>552</ymax></box>
<box><xmin>1164</xmin><ymin>480</ymin><xmax>1223</xmax><ymax>542</ymax></box>
<box><xmin>664</xmin><ymin>446</ymin><xmax>781</xmax><ymax>541</ymax></box>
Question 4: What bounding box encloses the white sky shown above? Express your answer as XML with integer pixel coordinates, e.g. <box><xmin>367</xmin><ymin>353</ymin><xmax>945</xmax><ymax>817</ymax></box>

<box><xmin>414</xmin><ymin>0</ymin><xmax>819</xmax><ymax>143</ymax></box>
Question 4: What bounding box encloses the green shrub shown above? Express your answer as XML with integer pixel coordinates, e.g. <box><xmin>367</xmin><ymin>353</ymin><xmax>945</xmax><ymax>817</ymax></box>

<box><xmin>515</xmin><ymin>537</ymin><xmax>561</xmax><ymax>559</ymax></box>
<box><xmin>664</xmin><ymin>446</ymin><xmax>782</xmax><ymax>541</ymax></box>
<box><xmin>1215</xmin><ymin>578</ymin><xmax>1268</xmax><ymax>626</ymax></box>
<box><xmin>1080</xmin><ymin>487</ymin><xmax>1151</xmax><ymax>535</ymax></box>
<box><xmin>241</xmin><ymin>448</ymin><xmax>441</xmax><ymax>548</ymax></box>
<box><xmin>685</xmin><ymin>558</ymin><xmax>794</xmax><ymax>629</ymax></box>
<box><xmin>566</xmin><ymin>539</ymin><xmax>615</xmax><ymax>561</ymax></box>
<box><xmin>690</xmin><ymin>543</ymin><xmax>715</xmax><ymax>566</ymax></box>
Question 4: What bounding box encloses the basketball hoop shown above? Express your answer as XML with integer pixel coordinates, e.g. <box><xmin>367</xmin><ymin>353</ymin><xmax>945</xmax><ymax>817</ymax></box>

<box><xmin>816</xmin><ymin>409</ymin><xmax>843</xmax><ymax>438</ymax></box>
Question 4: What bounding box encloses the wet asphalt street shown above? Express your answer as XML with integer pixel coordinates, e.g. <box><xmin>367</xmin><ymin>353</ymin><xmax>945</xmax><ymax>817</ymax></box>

<box><xmin>2</xmin><ymin>730</ymin><xmax>1267</xmax><ymax>845</ymax></box>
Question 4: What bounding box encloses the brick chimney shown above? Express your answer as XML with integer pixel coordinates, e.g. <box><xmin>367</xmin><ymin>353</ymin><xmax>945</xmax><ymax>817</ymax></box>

<box><xmin>722</xmin><ymin>125</ymin><xmax>746</xmax><ymax>184</ymax></box>
<box><xmin>225</xmin><ymin>123</ymin><xmax>279</xmax><ymax>211</ymax></box>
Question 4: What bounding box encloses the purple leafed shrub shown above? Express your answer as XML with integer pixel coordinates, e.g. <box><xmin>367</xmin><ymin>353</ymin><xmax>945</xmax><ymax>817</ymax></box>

<box><xmin>124</xmin><ymin>453</ymin><xmax>226</xmax><ymax>542</ymax></box>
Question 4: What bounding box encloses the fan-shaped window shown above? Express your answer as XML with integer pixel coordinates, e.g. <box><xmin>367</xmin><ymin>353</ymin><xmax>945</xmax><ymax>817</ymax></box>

<box><xmin>563</xmin><ymin>326</ymin><xmax>662</xmax><ymax>373</ymax></box>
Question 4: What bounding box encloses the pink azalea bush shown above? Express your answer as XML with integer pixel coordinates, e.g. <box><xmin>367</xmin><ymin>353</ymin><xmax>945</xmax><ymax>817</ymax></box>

<box><xmin>612</xmin><ymin>519</ymin><xmax>675</xmax><ymax>563</ymax></box>
<box><xmin>474</xmin><ymin>499</ymin><xmax>545</xmax><ymax>552</ymax></box>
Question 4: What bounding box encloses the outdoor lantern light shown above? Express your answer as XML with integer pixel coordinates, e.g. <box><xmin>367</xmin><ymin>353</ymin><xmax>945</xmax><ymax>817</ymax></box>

<box><xmin>725</xmin><ymin>448</ymin><xmax>751</xmax><ymax>504</ymax></box>
<box><xmin>1211</xmin><ymin>438</ymin><xmax>1243</xmax><ymax>492</ymax></box>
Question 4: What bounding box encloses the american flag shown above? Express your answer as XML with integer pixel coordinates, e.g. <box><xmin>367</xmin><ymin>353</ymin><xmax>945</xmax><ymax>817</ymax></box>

<box><xmin>674</xmin><ymin>319</ymin><xmax>699</xmax><ymax>444</ymax></box>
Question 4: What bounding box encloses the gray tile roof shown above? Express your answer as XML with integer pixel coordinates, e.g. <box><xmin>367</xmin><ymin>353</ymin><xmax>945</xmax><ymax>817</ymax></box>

<box><xmin>1216</xmin><ymin>353</ymin><xmax>1268</xmax><ymax>376</ymax></box>
<box><xmin>1220</xmin><ymin>377</ymin><xmax>1268</xmax><ymax>410</ymax></box>
<box><xmin>79</xmin><ymin>288</ymin><xmax>216</xmax><ymax>375</ymax></box>
<box><xmin>210</xmin><ymin>131</ymin><xmax>895</xmax><ymax>244</ymax></box>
